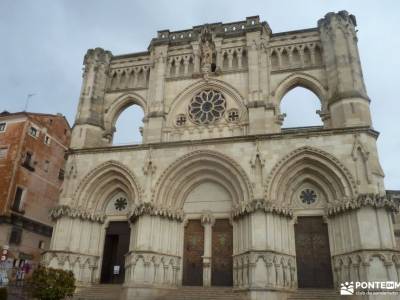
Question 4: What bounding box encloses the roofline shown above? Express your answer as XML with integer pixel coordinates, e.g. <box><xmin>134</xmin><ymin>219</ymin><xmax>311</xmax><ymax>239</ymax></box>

<box><xmin>0</xmin><ymin>111</ymin><xmax>71</xmax><ymax>129</ymax></box>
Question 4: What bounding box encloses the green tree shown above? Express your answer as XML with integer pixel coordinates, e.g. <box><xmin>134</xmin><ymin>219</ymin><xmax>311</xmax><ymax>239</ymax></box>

<box><xmin>29</xmin><ymin>267</ymin><xmax>75</xmax><ymax>300</ymax></box>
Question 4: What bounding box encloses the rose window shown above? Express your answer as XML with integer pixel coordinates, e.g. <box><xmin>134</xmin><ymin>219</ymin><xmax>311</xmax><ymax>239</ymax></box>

<box><xmin>188</xmin><ymin>90</ymin><xmax>226</xmax><ymax>124</ymax></box>
<box><xmin>299</xmin><ymin>189</ymin><xmax>317</xmax><ymax>205</ymax></box>
<box><xmin>114</xmin><ymin>197</ymin><xmax>128</xmax><ymax>211</ymax></box>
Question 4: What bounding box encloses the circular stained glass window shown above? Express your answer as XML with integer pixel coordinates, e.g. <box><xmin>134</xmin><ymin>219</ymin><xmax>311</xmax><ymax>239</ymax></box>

<box><xmin>114</xmin><ymin>197</ymin><xmax>127</xmax><ymax>211</ymax></box>
<box><xmin>188</xmin><ymin>90</ymin><xmax>226</xmax><ymax>125</ymax></box>
<box><xmin>300</xmin><ymin>189</ymin><xmax>317</xmax><ymax>205</ymax></box>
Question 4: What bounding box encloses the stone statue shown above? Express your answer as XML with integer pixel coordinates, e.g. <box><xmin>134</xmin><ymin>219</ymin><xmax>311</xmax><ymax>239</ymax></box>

<box><xmin>200</xmin><ymin>26</ymin><xmax>215</xmax><ymax>72</ymax></box>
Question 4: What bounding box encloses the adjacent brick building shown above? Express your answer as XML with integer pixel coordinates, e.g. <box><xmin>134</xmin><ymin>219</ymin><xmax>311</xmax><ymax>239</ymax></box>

<box><xmin>0</xmin><ymin>111</ymin><xmax>70</xmax><ymax>271</ymax></box>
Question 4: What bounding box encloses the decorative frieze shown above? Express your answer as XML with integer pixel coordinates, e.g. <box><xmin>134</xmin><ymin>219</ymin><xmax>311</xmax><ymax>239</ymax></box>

<box><xmin>42</xmin><ymin>251</ymin><xmax>99</xmax><ymax>284</ymax></box>
<box><xmin>50</xmin><ymin>205</ymin><xmax>106</xmax><ymax>223</ymax></box>
<box><xmin>332</xmin><ymin>249</ymin><xmax>400</xmax><ymax>286</ymax></box>
<box><xmin>129</xmin><ymin>202</ymin><xmax>184</xmax><ymax>222</ymax></box>
<box><xmin>327</xmin><ymin>194</ymin><xmax>399</xmax><ymax>216</ymax></box>
<box><xmin>125</xmin><ymin>251</ymin><xmax>181</xmax><ymax>286</ymax></box>
<box><xmin>232</xmin><ymin>199</ymin><xmax>293</xmax><ymax>219</ymax></box>
<box><xmin>233</xmin><ymin>251</ymin><xmax>297</xmax><ymax>290</ymax></box>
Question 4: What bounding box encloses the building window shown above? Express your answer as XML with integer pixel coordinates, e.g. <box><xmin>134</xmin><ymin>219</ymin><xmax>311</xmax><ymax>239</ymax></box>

<box><xmin>44</xmin><ymin>135</ymin><xmax>51</xmax><ymax>145</ymax></box>
<box><xmin>44</xmin><ymin>160</ymin><xmax>50</xmax><ymax>172</ymax></box>
<box><xmin>0</xmin><ymin>122</ymin><xmax>6</xmax><ymax>132</ymax></box>
<box><xmin>58</xmin><ymin>169</ymin><xmax>65</xmax><ymax>180</ymax></box>
<box><xmin>0</xmin><ymin>147</ymin><xmax>7</xmax><ymax>159</ymax></box>
<box><xmin>175</xmin><ymin>114</ymin><xmax>187</xmax><ymax>127</ymax></box>
<box><xmin>22</xmin><ymin>151</ymin><xmax>35</xmax><ymax>171</ymax></box>
<box><xmin>12</xmin><ymin>187</ymin><xmax>25</xmax><ymax>212</ymax></box>
<box><xmin>188</xmin><ymin>89</ymin><xmax>226</xmax><ymax>125</ymax></box>
<box><xmin>227</xmin><ymin>109</ymin><xmax>240</xmax><ymax>123</ymax></box>
<box><xmin>9</xmin><ymin>227</ymin><xmax>22</xmax><ymax>245</ymax></box>
<box><xmin>38</xmin><ymin>240</ymin><xmax>45</xmax><ymax>249</ymax></box>
<box><xmin>114</xmin><ymin>197</ymin><xmax>128</xmax><ymax>211</ymax></box>
<box><xmin>28</xmin><ymin>126</ymin><xmax>39</xmax><ymax>138</ymax></box>
<box><xmin>300</xmin><ymin>189</ymin><xmax>317</xmax><ymax>205</ymax></box>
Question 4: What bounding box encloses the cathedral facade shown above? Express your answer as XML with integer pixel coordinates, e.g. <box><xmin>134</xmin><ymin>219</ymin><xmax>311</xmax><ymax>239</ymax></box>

<box><xmin>44</xmin><ymin>11</ymin><xmax>399</xmax><ymax>300</ymax></box>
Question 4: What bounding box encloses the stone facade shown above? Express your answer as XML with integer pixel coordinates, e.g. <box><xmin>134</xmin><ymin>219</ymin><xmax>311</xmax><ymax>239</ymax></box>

<box><xmin>44</xmin><ymin>11</ymin><xmax>399</xmax><ymax>300</ymax></box>
<box><xmin>0</xmin><ymin>111</ymin><xmax>71</xmax><ymax>272</ymax></box>
<box><xmin>387</xmin><ymin>190</ymin><xmax>400</xmax><ymax>249</ymax></box>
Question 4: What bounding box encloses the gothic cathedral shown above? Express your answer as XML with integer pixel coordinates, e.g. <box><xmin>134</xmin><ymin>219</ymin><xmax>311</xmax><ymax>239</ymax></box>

<box><xmin>44</xmin><ymin>11</ymin><xmax>399</xmax><ymax>300</ymax></box>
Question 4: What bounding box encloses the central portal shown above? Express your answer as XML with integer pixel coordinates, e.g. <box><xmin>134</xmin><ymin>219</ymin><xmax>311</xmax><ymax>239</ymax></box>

<box><xmin>211</xmin><ymin>219</ymin><xmax>233</xmax><ymax>286</ymax></box>
<box><xmin>294</xmin><ymin>216</ymin><xmax>333</xmax><ymax>288</ymax></box>
<box><xmin>183</xmin><ymin>219</ymin><xmax>204</xmax><ymax>286</ymax></box>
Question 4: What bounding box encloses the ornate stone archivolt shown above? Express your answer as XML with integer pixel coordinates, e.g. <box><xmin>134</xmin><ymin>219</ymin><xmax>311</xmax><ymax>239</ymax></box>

<box><xmin>73</xmin><ymin>160</ymin><xmax>143</xmax><ymax>211</ymax></box>
<box><xmin>152</xmin><ymin>150</ymin><xmax>253</xmax><ymax>210</ymax></box>
<box><xmin>129</xmin><ymin>202</ymin><xmax>184</xmax><ymax>222</ymax></box>
<box><xmin>50</xmin><ymin>205</ymin><xmax>106</xmax><ymax>223</ymax></box>
<box><xmin>327</xmin><ymin>193</ymin><xmax>399</xmax><ymax>216</ymax></box>
<box><xmin>265</xmin><ymin>146</ymin><xmax>357</xmax><ymax>206</ymax></box>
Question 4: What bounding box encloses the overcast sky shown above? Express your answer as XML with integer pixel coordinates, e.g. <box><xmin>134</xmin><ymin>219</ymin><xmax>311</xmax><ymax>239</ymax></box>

<box><xmin>0</xmin><ymin>0</ymin><xmax>399</xmax><ymax>189</ymax></box>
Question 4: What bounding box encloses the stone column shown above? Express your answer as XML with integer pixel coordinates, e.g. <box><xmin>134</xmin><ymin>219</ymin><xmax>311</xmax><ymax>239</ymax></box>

<box><xmin>201</xmin><ymin>212</ymin><xmax>215</xmax><ymax>287</ymax></box>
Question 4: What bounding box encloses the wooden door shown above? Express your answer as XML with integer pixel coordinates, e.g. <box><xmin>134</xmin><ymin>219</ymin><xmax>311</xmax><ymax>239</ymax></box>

<box><xmin>211</xmin><ymin>219</ymin><xmax>233</xmax><ymax>286</ymax></box>
<box><xmin>183</xmin><ymin>220</ymin><xmax>204</xmax><ymax>286</ymax></box>
<box><xmin>100</xmin><ymin>221</ymin><xmax>130</xmax><ymax>284</ymax></box>
<box><xmin>294</xmin><ymin>216</ymin><xmax>333</xmax><ymax>288</ymax></box>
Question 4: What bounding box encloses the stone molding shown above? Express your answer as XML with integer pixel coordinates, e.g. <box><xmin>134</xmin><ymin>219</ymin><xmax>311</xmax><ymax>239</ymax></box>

<box><xmin>332</xmin><ymin>249</ymin><xmax>400</xmax><ymax>286</ymax></box>
<box><xmin>68</xmin><ymin>127</ymin><xmax>378</xmax><ymax>155</ymax></box>
<box><xmin>232</xmin><ymin>199</ymin><xmax>293</xmax><ymax>219</ymax></box>
<box><xmin>129</xmin><ymin>202</ymin><xmax>184</xmax><ymax>222</ymax></box>
<box><xmin>42</xmin><ymin>250</ymin><xmax>100</xmax><ymax>268</ymax></box>
<box><xmin>41</xmin><ymin>250</ymin><xmax>99</xmax><ymax>284</ymax></box>
<box><xmin>233</xmin><ymin>251</ymin><xmax>297</xmax><ymax>290</ymax></box>
<box><xmin>265</xmin><ymin>146</ymin><xmax>358</xmax><ymax>202</ymax></box>
<box><xmin>50</xmin><ymin>205</ymin><xmax>106</xmax><ymax>223</ymax></box>
<box><xmin>152</xmin><ymin>149</ymin><xmax>254</xmax><ymax>208</ymax></box>
<box><xmin>327</xmin><ymin>193</ymin><xmax>399</xmax><ymax>216</ymax></box>
<box><xmin>124</xmin><ymin>251</ymin><xmax>181</xmax><ymax>287</ymax></box>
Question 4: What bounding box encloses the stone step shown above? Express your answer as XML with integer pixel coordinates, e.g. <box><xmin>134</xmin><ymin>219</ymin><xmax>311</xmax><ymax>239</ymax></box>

<box><xmin>157</xmin><ymin>287</ymin><xmax>246</xmax><ymax>300</ymax></box>
<box><xmin>288</xmin><ymin>288</ymin><xmax>340</xmax><ymax>300</ymax></box>
<box><xmin>73</xmin><ymin>284</ymin><xmax>122</xmax><ymax>300</ymax></box>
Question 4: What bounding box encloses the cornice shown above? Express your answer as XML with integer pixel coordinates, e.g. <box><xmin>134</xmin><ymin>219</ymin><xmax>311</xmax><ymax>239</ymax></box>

<box><xmin>69</xmin><ymin>126</ymin><xmax>378</xmax><ymax>155</ymax></box>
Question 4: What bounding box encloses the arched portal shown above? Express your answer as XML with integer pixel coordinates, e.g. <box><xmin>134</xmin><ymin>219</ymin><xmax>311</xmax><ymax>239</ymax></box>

<box><xmin>154</xmin><ymin>150</ymin><xmax>251</xmax><ymax>287</ymax></box>
<box><xmin>73</xmin><ymin>161</ymin><xmax>141</xmax><ymax>284</ymax></box>
<box><xmin>265</xmin><ymin>146</ymin><xmax>357</xmax><ymax>288</ymax></box>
